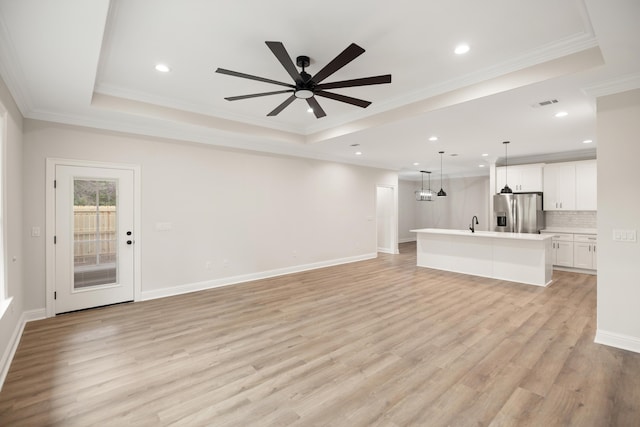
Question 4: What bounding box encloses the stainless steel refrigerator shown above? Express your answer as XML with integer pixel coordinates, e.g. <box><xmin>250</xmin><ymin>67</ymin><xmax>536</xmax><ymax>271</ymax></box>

<box><xmin>493</xmin><ymin>192</ymin><xmax>544</xmax><ymax>233</ymax></box>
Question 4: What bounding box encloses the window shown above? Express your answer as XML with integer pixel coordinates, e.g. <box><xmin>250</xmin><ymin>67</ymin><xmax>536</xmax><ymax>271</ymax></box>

<box><xmin>0</xmin><ymin>110</ymin><xmax>10</xmax><ymax>318</ymax></box>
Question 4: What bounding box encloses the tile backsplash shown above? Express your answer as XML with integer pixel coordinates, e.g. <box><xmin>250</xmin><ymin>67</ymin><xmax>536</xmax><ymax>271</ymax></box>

<box><xmin>545</xmin><ymin>211</ymin><xmax>597</xmax><ymax>229</ymax></box>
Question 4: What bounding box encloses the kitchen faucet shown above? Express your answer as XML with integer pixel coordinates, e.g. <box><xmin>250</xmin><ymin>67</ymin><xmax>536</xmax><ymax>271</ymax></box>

<box><xmin>469</xmin><ymin>215</ymin><xmax>479</xmax><ymax>233</ymax></box>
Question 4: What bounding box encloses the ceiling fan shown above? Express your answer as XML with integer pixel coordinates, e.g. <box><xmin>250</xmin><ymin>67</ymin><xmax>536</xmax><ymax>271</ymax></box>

<box><xmin>215</xmin><ymin>41</ymin><xmax>392</xmax><ymax>118</ymax></box>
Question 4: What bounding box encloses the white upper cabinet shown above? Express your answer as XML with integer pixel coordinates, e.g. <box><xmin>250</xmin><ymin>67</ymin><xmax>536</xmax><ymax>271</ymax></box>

<box><xmin>543</xmin><ymin>163</ymin><xmax>576</xmax><ymax>211</ymax></box>
<box><xmin>543</xmin><ymin>160</ymin><xmax>597</xmax><ymax>211</ymax></box>
<box><xmin>496</xmin><ymin>164</ymin><xmax>544</xmax><ymax>193</ymax></box>
<box><xmin>575</xmin><ymin>160</ymin><xmax>597</xmax><ymax>211</ymax></box>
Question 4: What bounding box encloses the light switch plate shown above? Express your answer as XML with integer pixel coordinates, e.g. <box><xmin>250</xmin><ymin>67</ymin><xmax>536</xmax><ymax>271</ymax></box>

<box><xmin>613</xmin><ymin>229</ymin><xmax>637</xmax><ymax>242</ymax></box>
<box><xmin>155</xmin><ymin>222</ymin><xmax>172</xmax><ymax>231</ymax></box>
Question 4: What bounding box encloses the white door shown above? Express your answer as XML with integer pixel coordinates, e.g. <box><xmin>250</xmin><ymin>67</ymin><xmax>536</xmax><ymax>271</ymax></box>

<box><xmin>54</xmin><ymin>165</ymin><xmax>135</xmax><ymax>314</ymax></box>
<box><xmin>376</xmin><ymin>186</ymin><xmax>395</xmax><ymax>254</ymax></box>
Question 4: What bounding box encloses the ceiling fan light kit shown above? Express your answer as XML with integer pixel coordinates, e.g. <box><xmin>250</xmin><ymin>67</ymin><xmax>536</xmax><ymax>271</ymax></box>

<box><xmin>216</xmin><ymin>41</ymin><xmax>392</xmax><ymax>118</ymax></box>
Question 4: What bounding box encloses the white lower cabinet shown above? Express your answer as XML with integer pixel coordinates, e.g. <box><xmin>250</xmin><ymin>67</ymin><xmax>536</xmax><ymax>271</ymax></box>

<box><xmin>573</xmin><ymin>234</ymin><xmax>597</xmax><ymax>269</ymax></box>
<box><xmin>542</xmin><ymin>232</ymin><xmax>597</xmax><ymax>271</ymax></box>
<box><xmin>555</xmin><ymin>241</ymin><xmax>574</xmax><ymax>267</ymax></box>
<box><xmin>548</xmin><ymin>233</ymin><xmax>574</xmax><ymax>267</ymax></box>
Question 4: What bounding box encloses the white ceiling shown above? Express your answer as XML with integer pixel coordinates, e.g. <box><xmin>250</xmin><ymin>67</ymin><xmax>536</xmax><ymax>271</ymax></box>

<box><xmin>1</xmin><ymin>0</ymin><xmax>639</xmax><ymax>179</ymax></box>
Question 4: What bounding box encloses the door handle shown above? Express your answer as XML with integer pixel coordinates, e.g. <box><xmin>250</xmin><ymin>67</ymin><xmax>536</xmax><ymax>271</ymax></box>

<box><xmin>127</xmin><ymin>240</ymin><xmax>133</xmax><ymax>245</ymax></box>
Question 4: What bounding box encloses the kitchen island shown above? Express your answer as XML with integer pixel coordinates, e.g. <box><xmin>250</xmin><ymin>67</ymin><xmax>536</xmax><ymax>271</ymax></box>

<box><xmin>411</xmin><ymin>228</ymin><xmax>553</xmax><ymax>286</ymax></box>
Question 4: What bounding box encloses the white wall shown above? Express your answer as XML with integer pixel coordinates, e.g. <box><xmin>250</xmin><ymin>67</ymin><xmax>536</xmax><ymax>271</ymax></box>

<box><xmin>595</xmin><ymin>88</ymin><xmax>640</xmax><ymax>353</ymax></box>
<box><xmin>399</xmin><ymin>175</ymin><xmax>490</xmax><ymax>239</ymax></box>
<box><xmin>22</xmin><ymin>120</ymin><xmax>397</xmax><ymax>307</ymax></box>
<box><xmin>398</xmin><ymin>180</ymin><xmax>416</xmax><ymax>242</ymax></box>
<box><xmin>0</xmin><ymin>73</ymin><xmax>25</xmax><ymax>383</ymax></box>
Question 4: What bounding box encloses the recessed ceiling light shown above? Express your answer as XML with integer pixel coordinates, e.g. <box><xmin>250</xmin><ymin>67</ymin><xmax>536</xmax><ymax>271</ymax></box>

<box><xmin>413</xmin><ymin>162</ymin><xmax>420</xmax><ymax>166</ymax></box>
<box><xmin>479</xmin><ymin>164</ymin><xmax>486</xmax><ymax>168</ymax></box>
<box><xmin>583</xmin><ymin>139</ymin><xmax>593</xmax><ymax>144</ymax></box>
<box><xmin>307</xmin><ymin>108</ymin><xmax>314</xmax><ymax>113</ymax></box>
<box><xmin>428</xmin><ymin>136</ymin><xmax>438</xmax><ymax>141</ymax></box>
<box><xmin>481</xmin><ymin>153</ymin><xmax>489</xmax><ymax>157</ymax></box>
<box><xmin>355</xmin><ymin>151</ymin><xmax>363</xmax><ymax>156</ymax></box>
<box><xmin>155</xmin><ymin>63</ymin><xmax>171</xmax><ymax>73</ymax></box>
<box><xmin>554</xmin><ymin>111</ymin><xmax>568</xmax><ymax>118</ymax></box>
<box><xmin>454</xmin><ymin>44</ymin><xmax>470</xmax><ymax>55</ymax></box>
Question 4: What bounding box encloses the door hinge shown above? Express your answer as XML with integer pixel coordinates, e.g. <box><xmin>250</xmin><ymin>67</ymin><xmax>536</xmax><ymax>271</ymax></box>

<box><xmin>54</xmin><ymin>235</ymin><xmax>57</xmax><ymax>244</ymax></box>
<box><xmin>54</xmin><ymin>291</ymin><xmax>57</xmax><ymax>300</ymax></box>
<box><xmin>54</xmin><ymin>180</ymin><xmax>57</xmax><ymax>188</ymax></box>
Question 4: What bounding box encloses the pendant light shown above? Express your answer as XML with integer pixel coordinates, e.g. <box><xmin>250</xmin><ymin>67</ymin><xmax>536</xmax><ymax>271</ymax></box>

<box><xmin>415</xmin><ymin>171</ymin><xmax>434</xmax><ymax>201</ymax></box>
<box><xmin>500</xmin><ymin>141</ymin><xmax>513</xmax><ymax>194</ymax></box>
<box><xmin>437</xmin><ymin>151</ymin><xmax>447</xmax><ymax>197</ymax></box>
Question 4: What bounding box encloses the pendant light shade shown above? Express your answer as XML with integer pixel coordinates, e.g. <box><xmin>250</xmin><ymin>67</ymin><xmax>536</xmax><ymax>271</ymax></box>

<box><xmin>415</xmin><ymin>170</ymin><xmax>434</xmax><ymax>201</ymax></box>
<box><xmin>437</xmin><ymin>151</ymin><xmax>447</xmax><ymax>197</ymax></box>
<box><xmin>500</xmin><ymin>141</ymin><xmax>513</xmax><ymax>194</ymax></box>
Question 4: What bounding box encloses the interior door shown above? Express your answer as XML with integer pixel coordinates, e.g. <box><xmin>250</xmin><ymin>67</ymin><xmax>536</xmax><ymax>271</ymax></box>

<box><xmin>54</xmin><ymin>165</ymin><xmax>135</xmax><ymax>314</ymax></box>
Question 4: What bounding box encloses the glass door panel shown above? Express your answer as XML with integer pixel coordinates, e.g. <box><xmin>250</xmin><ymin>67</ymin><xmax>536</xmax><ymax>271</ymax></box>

<box><xmin>73</xmin><ymin>179</ymin><xmax>118</xmax><ymax>289</ymax></box>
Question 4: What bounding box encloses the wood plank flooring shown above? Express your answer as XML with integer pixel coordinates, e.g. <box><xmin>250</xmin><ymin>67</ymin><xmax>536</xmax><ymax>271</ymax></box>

<box><xmin>1</xmin><ymin>242</ymin><xmax>639</xmax><ymax>426</ymax></box>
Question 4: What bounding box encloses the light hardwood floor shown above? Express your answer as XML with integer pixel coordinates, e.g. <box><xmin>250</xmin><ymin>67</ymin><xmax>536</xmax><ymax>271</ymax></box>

<box><xmin>1</xmin><ymin>242</ymin><xmax>639</xmax><ymax>426</ymax></box>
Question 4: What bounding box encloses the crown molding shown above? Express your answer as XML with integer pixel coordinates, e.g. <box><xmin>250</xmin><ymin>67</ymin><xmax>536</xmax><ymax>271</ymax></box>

<box><xmin>24</xmin><ymin>108</ymin><xmax>398</xmax><ymax>173</ymax></box>
<box><xmin>582</xmin><ymin>73</ymin><xmax>640</xmax><ymax>99</ymax></box>
<box><xmin>93</xmin><ymin>84</ymin><xmax>308</xmax><ymax>135</ymax></box>
<box><xmin>305</xmin><ymin>31</ymin><xmax>599</xmax><ymax>136</ymax></box>
<box><xmin>495</xmin><ymin>148</ymin><xmax>597</xmax><ymax>166</ymax></box>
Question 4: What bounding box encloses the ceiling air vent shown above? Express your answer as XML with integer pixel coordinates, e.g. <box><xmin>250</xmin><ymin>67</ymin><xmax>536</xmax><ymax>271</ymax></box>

<box><xmin>531</xmin><ymin>99</ymin><xmax>559</xmax><ymax>108</ymax></box>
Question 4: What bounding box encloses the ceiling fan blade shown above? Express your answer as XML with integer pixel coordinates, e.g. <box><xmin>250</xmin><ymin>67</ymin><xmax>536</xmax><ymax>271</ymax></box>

<box><xmin>265</xmin><ymin>41</ymin><xmax>302</xmax><ymax>83</ymax></box>
<box><xmin>311</xmin><ymin>43</ymin><xmax>365</xmax><ymax>84</ymax></box>
<box><xmin>224</xmin><ymin>89</ymin><xmax>294</xmax><ymax>101</ymax></box>
<box><xmin>315</xmin><ymin>90</ymin><xmax>371</xmax><ymax>108</ymax></box>
<box><xmin>216</xmin><ymin>68</ymin><xmax>295</xmax><ymax>88</ymax></box>
<box><xmin>267</xmin><ymin>94</ymin><xmax>297</xmax><ymax>116</ymax></box>
<box><xmin>316</xmin><ymin>74</ymin><xmax>392</xmax><ymax>90</ymax></box>
<box><xmin>306</xmin><ymin>97</ymin><xmax>326</xmax><ymax>118</ymax></box>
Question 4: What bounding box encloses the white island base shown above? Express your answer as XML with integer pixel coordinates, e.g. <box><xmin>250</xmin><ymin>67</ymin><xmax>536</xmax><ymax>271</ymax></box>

<box><xmin>411</xmin><ymin>229</ymin><xmax>553</xmax><ymax>287</ymax></box>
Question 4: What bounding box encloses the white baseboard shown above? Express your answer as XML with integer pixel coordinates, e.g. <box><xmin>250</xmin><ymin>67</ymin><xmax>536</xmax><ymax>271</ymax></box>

<box><xmin>377</xmin><ymin>248</ymin><xmax>396</xmax><ymax>254</ymax></box>
<box><xmin>0</xmin><ymin>309</ymin><xmax>46</xmax><ymax>391</ymax></box>
<box><xmin>552</xmin><ymin>266</ymin><xmax>597</xmax><ymax>275</ymax></box>
<box><xmin>399</xmin><ymin>237</ymin><xmax>416</xmax><ymax>243</ymax></box>
<box><xmin>140</xmin><ymin>252</ymin><xmax>378</xmax><ymax>301</ymax></box>
<box><xmin>595</xmin><ymin>329</ymin><xmax>640</xmax><ymax>354</ymax></box>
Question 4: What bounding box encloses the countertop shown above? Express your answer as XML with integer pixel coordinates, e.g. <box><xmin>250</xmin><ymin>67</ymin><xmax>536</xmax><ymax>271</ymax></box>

<box><xmin>411</xmin><ymin>228</ymin><xmax>552</xmax><ymax>241</ymax></box>
<box><xmin>541</xmin><ymin>227</ymin><xmax>597</xmax><ymax>235</ymax></box>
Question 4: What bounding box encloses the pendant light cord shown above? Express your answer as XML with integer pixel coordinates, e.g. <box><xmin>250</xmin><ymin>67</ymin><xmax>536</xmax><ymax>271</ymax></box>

<box><xmin>500</xmin><ymin>141</ymin><xmax>513</xmax><ymax>194</ymax></box>
<box><xmin>437</xmin><ymin>151</ymin><xmax>447</xmax><ymax>197</ymax></box>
